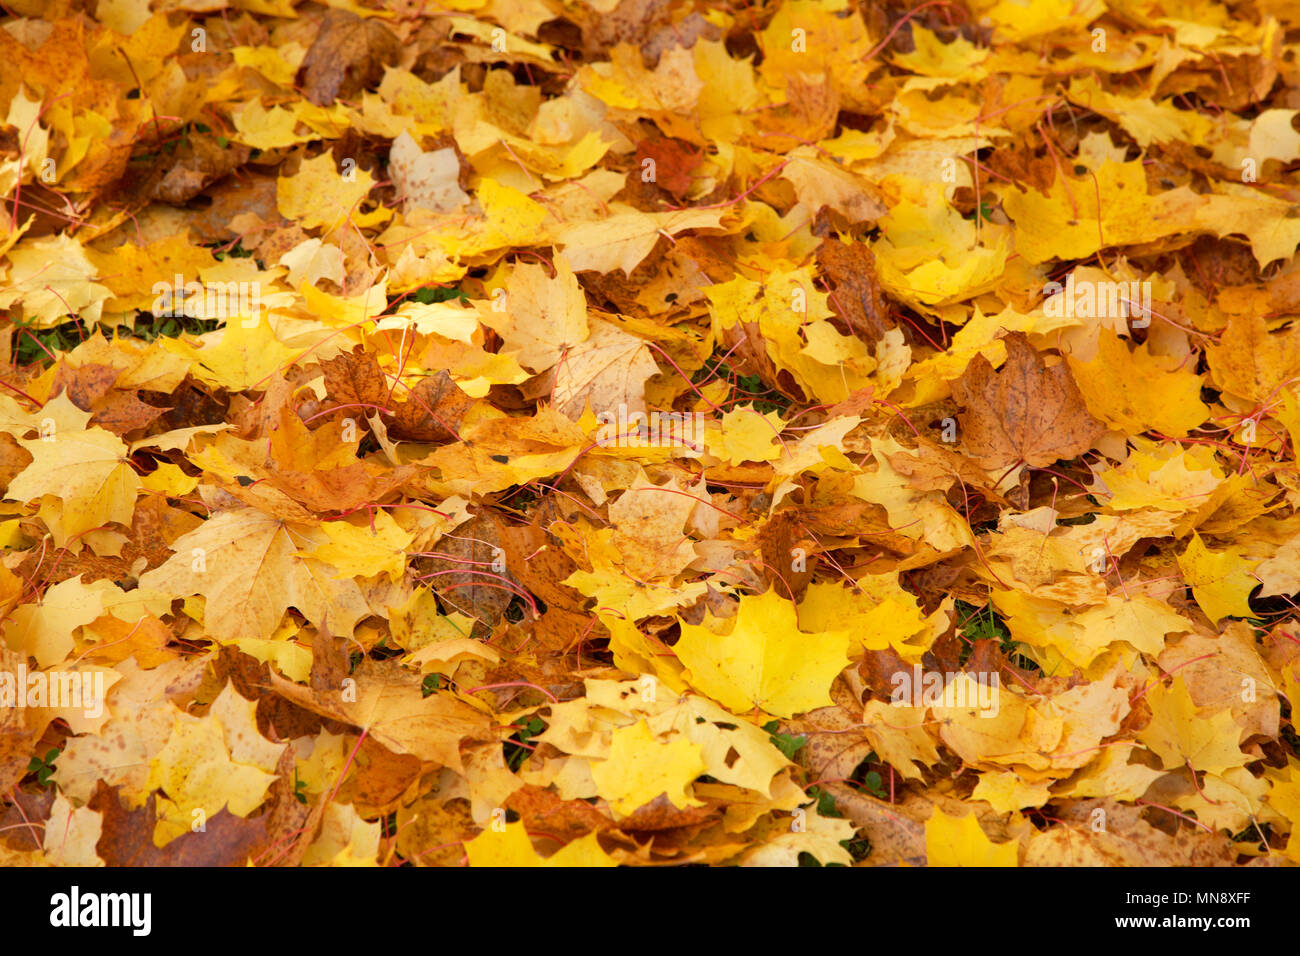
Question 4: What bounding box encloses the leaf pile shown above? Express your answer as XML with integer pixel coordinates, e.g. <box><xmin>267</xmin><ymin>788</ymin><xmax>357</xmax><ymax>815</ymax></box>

<box><xmin>3</xmin><ymin>0</ymin><xmax>1300</xmax><ymax>867</ymax></box>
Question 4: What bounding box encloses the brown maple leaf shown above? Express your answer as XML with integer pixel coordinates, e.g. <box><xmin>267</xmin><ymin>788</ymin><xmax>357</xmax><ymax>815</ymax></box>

<box><xmin>816</xmin><ymin>237</ymin><xmax>894</xmax><ymax>343</ymax></box>
<box><xmin>299</xmin><ymin>9</ymin><xmax>403</xmax><ymax>106</ymax></box>
<box><xmin>90</xmin><ymin>784</ymin><xmax>269</xmax><ymax>867</ymax></box>
<box><xmin>951</xmin><ymin>332</ymin><xmax>1104</xmax><ymax>471</ymax></box>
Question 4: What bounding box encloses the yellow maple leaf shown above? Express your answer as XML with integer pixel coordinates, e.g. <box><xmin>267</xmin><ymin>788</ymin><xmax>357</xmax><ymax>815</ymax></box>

<box><xmin>552</xmin><ymin>205</ymin><xmax>722</xmax><ymax>276</ymax></box>
<box><xmin>1092</xmin><ymin>440</ymin><xmax>1225</xmax><ymax>513</ymax></box>
<box><xmin>1177</xmin><ymin>533</ymin><xmax>1260</xmax><ymax>624</ymax></box>
<box><xmin>925</xmin><ymin>806</ymin><xmax>1019</xmax><ymax>866</ymax></box>
<box><xmin>162</xmin><ymin>317</ymin><xmax>299</xmax><ymax>392</ymax></box>
<box><xmin>861</xmin><ymin>699</ymin><xmax>941</xmax><ymax>780</ymax></box>
<box><xmin>739</xmin><ymin>804</ymin><xmax>855</xmax><ymax>866</ymax></box>
<box><xmin>138</xmin><ymin>507</ymin><xmax>371</xmax><ymax>642</ymax></box>
<box><xmin>41</xmin><ymin>793</ymin><xmax>104</xmax><ymax>866</ymax></box>
<box><xmin>277</xmin><ymin>152</ymin><xmax>391</xmax><ymax>232</ymax></box>
<box><xmin>604</xmin><ymin>616</ymin><xmax>689</xmax><ymax>695</ymax></box>
<box><xmin>704</xmin><ymin>405</ymin><xmax>785</xmax><ymax>466</ymax></box>
<box><xmin>304</xmin><ymin>510</ymin><xmax>414</xmax><ymax>582</ymax></box>
<box><xmin>799</xmin><ymin>578</ymin><xmax>944</xmax><ymax>662</ymax></box>
<box><xmin>590</xmin><ymin>719</ymin><xmax>706</xmax><ymax>815</ymax></box>
<box><xmin>1139</xmin><ymin>676</ymin><xmax>1250</xmax><ymax>775</ymax></box>
<box><xmin>1001</xmin><ymin>158</ymin><xmax>1205</xmax><ymax>265</ymax></box>
<box><xmin>302</xmin><ymin>802</ymin><xmax>383</xmax><ymax>867</ymax></box>
<box><xmin>231</xmin><ymin>42</ymin><xmax>307</xmax><ymax>87</ymax></box>
<box><xmin>675</xmin><ymin>589</ymin><xmax>851</xmax><ymax>718</ymax></box>
<box><xmin>1206</xmin><ymin>312</ymin><xmax>1300</xmax><ymax>405</ymax></box>
<box><xmin>485</xmin><ymin>256</ymin><xmax>589</xmax><ymax>372</ymax></box>
<box><xmin>1264</xmin><ymin>762</ymin><xmax>1300</xmax><ymax>836</ymax></box>
<box><xmin>7</xmin><ymin>424</ymin><xmax>140</xmax><ymax>549</ymax></box>
<box><xmin>464</xmin><ymin>821</ymin><xmax>615</xmax><ymax>867</ymax></box>
<box><xmin>146</xmin><ymin>704</ymin><xmax>280</xmax><ymax>845</ymax></box>
<box><xmin>0</xmin><ymin>234</ymin><xmax>111</xmax><ymax>327</ymax></box>
<box><xmin>230</xmin><ymin>98</ymin><xmax>316</xmax><ymax>150</ymax></box>
<box><xmin>2</xmin><ymin>576</ymin><xmax>107</xmax><ymax>668</ymax></box>
<box><xmin>972</xmin><ymin>771</ymin><xmax>1053</xmax><ymax>813</ymax></box>
<box><xmin>86</xmin><ymin>232</ymin><xmax>216</xmax><ymax>313</ymax></box>
<box><xmin>1067</xmin><ymin>332</ymin><xmax>1208</xmax><ymax>438</ymax></box>
<box><xmin>873</xmin><ymin>182</ymin><xmax>1011</xmax><ymax>307</ymax></box>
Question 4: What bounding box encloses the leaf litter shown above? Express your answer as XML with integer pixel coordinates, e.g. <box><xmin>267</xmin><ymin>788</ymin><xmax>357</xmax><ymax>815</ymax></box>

<box><xmin>0</xmin><ymin>0</ymin><xmax>1299</xmax><ymax>868</ymax></box>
